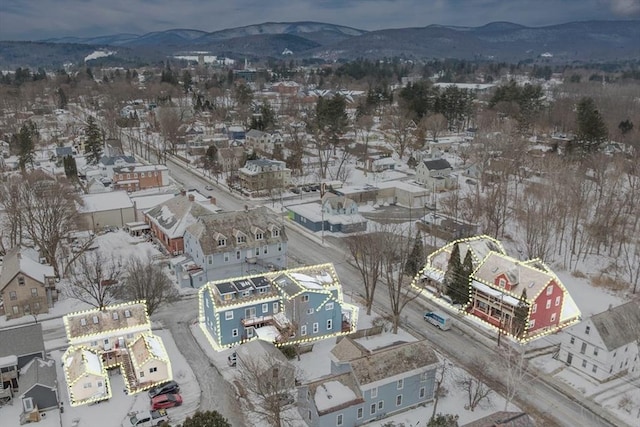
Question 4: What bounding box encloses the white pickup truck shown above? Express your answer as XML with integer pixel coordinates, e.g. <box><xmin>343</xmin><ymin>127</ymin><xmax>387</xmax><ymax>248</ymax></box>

<box><xmin>123</xmin><ymin>409</ymin><xmax>169</xmax><ymax>427</ymax></box>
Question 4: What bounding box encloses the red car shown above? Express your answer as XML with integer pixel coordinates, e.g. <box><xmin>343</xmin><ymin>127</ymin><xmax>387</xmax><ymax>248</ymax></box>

<box><xmin>151</xmin><ymin>393</ymin><xmax>182</xmax><ymax>410</ymax></box>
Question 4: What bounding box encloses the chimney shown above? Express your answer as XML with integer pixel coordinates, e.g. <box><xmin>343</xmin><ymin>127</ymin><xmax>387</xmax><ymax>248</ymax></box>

<box><xmin>180</xmin><ymin>189</ymin><xmax>186</xmax><ymax>196</ymax></box>
<box><xmin>188</xmin><ymin>194</ymin><xmax>195</xmax><ymax>202</ymax></box>
<box><xmin>210</xmin><ymin>197</ymin><xmax>217</xmax><ymax>205</ymax></box>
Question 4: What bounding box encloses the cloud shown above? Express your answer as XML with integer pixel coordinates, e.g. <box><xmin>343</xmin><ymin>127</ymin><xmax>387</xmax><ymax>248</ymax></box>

<box><xmin>0</xmin><ymin>0</ymin><xmax>631</xmax><ymax>41</ymax></box>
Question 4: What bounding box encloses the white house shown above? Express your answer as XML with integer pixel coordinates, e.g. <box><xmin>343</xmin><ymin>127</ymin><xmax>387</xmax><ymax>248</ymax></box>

<box><xmin>415</xmin><ymin>159</ymin><xmax>455</xmax><ymax>191</ymax></box>
<box><xmin>558</xmin><ymin>301</ymin><xmax>640</xmax><ymax>382</ymax></box>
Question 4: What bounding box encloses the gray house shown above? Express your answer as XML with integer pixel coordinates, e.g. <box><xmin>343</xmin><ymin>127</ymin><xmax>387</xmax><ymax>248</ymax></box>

<box><xmin>181</xmin><ymin>206</ymin><xmax>288</xmax><ymax>286</ymax></box>
<box><xmin>0</xmin><ymin>323</ymin><xmax>45</xmax><ymax>372</ymax></box>
<box><xmin>287</xmin><ymin>195</ymin><xmax>367</xmax><ymax>235</ymax></box>
<box><xmin>298</xmin><ymin>339</ymin><xmax>440</xmax><ymax>426</ymax></box>
<box><xmin>19</xmin><ymin>357</ymin><xmax>59</xmax><ymax>417</ymax></box>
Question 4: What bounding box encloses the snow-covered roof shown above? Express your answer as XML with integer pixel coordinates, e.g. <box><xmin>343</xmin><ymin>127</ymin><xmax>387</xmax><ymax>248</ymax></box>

<box><xmin>471</xmin><ymin>280</ymin><xmax>521</xmax><ymax>306</ymax></box>
<box><xmin>79</xmin><ymin>191</ymin><xmax>133</xmax><ymax>212</ymax></box>
<box><xmin>314</xmin><ymin>380</ymin><xmax>357</xmax><ymax>412</ymax></box>
<box><xmin>0</xmin><ymin>354</ymin><xmax>17</xmax><ymax>368</ymax></box>
<box><xmin>146</xmin><ymin>335</ymin><xmax>168</xmax><ymax>360</ymax></box>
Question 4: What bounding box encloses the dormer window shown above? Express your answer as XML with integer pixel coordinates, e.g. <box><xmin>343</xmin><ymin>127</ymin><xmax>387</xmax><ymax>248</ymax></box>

<box><xmin>236</xmin><ymin>231</ymin><xmax>247</xmax><ymax>244</ymax></box>
<box><xmin>498</xmin><ymin>278</ymin><xmax>506</xmax><ymax>288</ymax></box>
<box><xmin>112</xmin><ymin>312</ymin><xmax>119</xmax><ymax>320</ymax></box>
<box><xmin>271</xmin><ymin>227</ymin><xmax>280</xmax><ymax>237</ymax></box>
<box><xmin>18</xmin><ymin>276</ymin><xmax>25</xmax><ymax>286</ymax></box>
<box><xmin>256</xmin><ymin>232</ymin><xmax>263</xmax><ymax>240</ymax></box>
<box><xmin>218</xmin><ymin>238</ymin><xmax>226</xmax><ymax>247</ymax></box>
<box><xmin>92</xmin><ymin>316</ymin><xmax>99</xmax><ymax>324</ymax></box>
<box><xmin>124</xmin><ymin>310</ymin><xmax>131</xmax><ymax>318</ymax></box>
<box><xmin>80</xmin><ymin>318</ymin><xmax>87</xmax><ymax>326</ymax></box>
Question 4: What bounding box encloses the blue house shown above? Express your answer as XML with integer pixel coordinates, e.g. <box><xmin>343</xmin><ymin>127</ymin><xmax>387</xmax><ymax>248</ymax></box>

<box><xmin>198</xmin><ymin>263</ymin><xmax>359</xmax><ymax>350</ymax></box>
<box><xmin>287</xmin><ymin>195</ymin><xmax>367</xmax><ymax>234</ymax></box>
<box><xmin>298</xmin><ymin>339</ymin><xmax>440</xmax><ymax>426</ymax></box>
<box><xmin>182</xmin><ymin>206</ymin><xmax>288</xmax><ymax>286</ymax></box>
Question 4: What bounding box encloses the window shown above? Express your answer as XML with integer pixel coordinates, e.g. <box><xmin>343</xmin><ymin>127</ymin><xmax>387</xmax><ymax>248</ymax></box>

<box><xmin>419</xmin><ymin>387</ymin><xmax>426</xmax><ymax>398</ymax></box>
<box><xmin>83</xmin><ymin>382</ymin><xmax>92</xmax><ymax>389</ymax></box>
<box><xmin>140</xmin><ymin>371</ymin><xmax>145</xmax><ymax>377</ymax></box>
<box><xmin>555</xmin><ymin>296</ymin><xmax>561</xmax><ymax>306</ymax></box>
<box><xmin>255</xmin><ymin>247</ymin><xmax>260</xmax><ymax>256</ymax></box>
<box><xmin>585</xmin><ymin>325</ymin><xmax>591</xmax><ymax>335</ymax></box>
<box><xmin>92</xmin><ymin>315</ymin><xmax>99</xmax><ymax>324</ymax></box>
<box><xmin>378</xmin><ymin>401</ymin><xmax>384</xmax><ymax>410</ymax></box>
<box><xmin>499</xmin><ymin>278</ymin><xmax>506</xmax><ymax>288</ymax></box>
<box><xmin>97</xmin><ymin>381</ymin><xmax>103</xmax><ymax>388</ymax></box>
<box><xmin>9</xmin><ymin>291</ymin><xmax>16</xmax><ymax>301</ymax></box>
<box><xmin>529</xmin><ymin>319</ymin><xmax>535</xmax><ymax>329</ymax></box>
<box><xmin>149</xmin><ymin>367</ymin><xmax>157</xmax><ymax>373</ymax></box>
<box><xmin>236</xmin><ymin>250</ymin><xmax>241</xmax><ymax>260</ymax></box>
<box><xmin>531</xmin><ymin>303</ymin><xmax>537</xmax><ymax>314</ymax></box>
<box><xmin>33</xmin><ymin>302</ymin><xmax>40</xmax><ymax>311</ymax></box>
<box><xmin>357</xmin><ymin>407</ymin><xmax>363</xmax><ymax>419</ymax></box>
<box><xmin>23</xmin><ymin>304</ymin><xmax>30</xmax><ymax>314</ymax></box>
<box><xmin>127</xmin><ymin>173</ymin><xmax>131</xmax><ymax>179</ymax></box>
<box><xmin>313</xmin><ymin>323</ymin><xmax>319</xmax><ymax>333</ymax></box>
<box><xmin>326</xmin><ymin>302</ymin><xmax>334</xmax><ymax>311</ymax></box>
<box><xmin>307</xmin><ymin>308</ymin><xmax>314</xmax><ymax>315</ymax></box>
<box><xmin>133</xmin><ymin>173</ymin><xmax>138</xmax><ymax>178</ymax></box>
<box><xmin>546</xmin><ymin>285</ymin><xmax>553</xmax><ymax>295</ymax></box>
<box><xmin>119</xmin><ymin>174</ymin><xmax>123</xmax><ymax>180</ymax></box>
<box><xmin>396</xmin><ymin>395</ymin><xmax>403</xmax><ymax>406</ymax></box>
<box><xmin>273</xmin><ymin>228</ymin><xmax>279</xmax><ymax>237</ymax></box>
<box><xmin>301</xmin><ymin>325</ymin><xmax>307</xmax><ymax>336</ymax></box>
<box><xmin>262</xmin><ymin>303</ymin><xmax>269</xmax><ymax>314</ymax></box>
<box><xmin>232</xmin><ymin>329</ymin><xmax>238</xmax><ymax>337</ymax></box>
<box><xmin>256</xmin><ymin>232</ymin><xmax>263</xmax><ymax>240</ymax></box>
<box><xmin>104</xmin><ymin>339</ymin><xmax>109</xmax><ymax>345</ymax></box>
<box><xmin>302</xmin><ymin>295</ymin><xmax>309</xmax><ymax>302</ymax></box>
<box><xmin>112</xmin><ymin>312</ymin><xmax>119</xmax><ymax>320</ymax></box>
<box><xmin>336</xmin><ymin>414</ymin><xmax>343</xmax><ymax>426</ymax></box>
<box><xmin>237</xmin><ymin>235</ymin><xmax>246</xmax><ymax>244</ymax></box>
<box><xmin>582</xmin><ymin>360</ymin><xmax>587</xmax><ymax>368</ymax></box>
<box><xmin>397</xmin><ymin>379</ymin><xmax>404</xmax><ymax>390</ymax></box>
<box><xmin>31</xmin><ymin>288</ymin><xmax>38</xmax><ymax>297</ymax></box>
<box><xmin>278</xmin><ymin>242</ymin><xmax>282</xmax><ymax>252</ymax></box>
<box><xmin>245</xmin><ymin>307</ymin><xmax>256</xmax><ymax>318</ymax></box>
<box><xmin>124</xmin><ymin>310</ymin><xmax>131</xmax><ymax>318</ymax></box>
<box><xmin>263</xmin><ymin>245</ymin><xmax>268</xmax><ymax>254</ymax></box>
<box><xmin>550</xmin><ymin>312</ymin><xmax>557</xmax><ymax>322</ymax></box>
<box><xmin>224</xmin><ymin>253</ymin><xmax>230</xmax><ymax>262</ymax></box>
<box><xmin>225</xmin><ymin>311</ymin><xmax>234</xmax><ymax>320</ymax></box>
<box><xmin>18</xmin><ymin>276</ymin><xmax>25</xmax><ymax>286</ymax></box>
<box><xmin>273</xmin><ymin>302</ymin><xmax>279</xmax><ymax>312</ymax></box>
<box><xmin>370</xmin><ymin>403</ymin><xmax>376</xmax><ymax>415</ymax></box>
<box><xmin>592</xmin><ymin>364</ymin><xmax>597</xmax><ymax>373</ymax></box>
<box><xmin>141</xmin><ymin>172</ymin><xmax>145</xmax><ymax>178</ymax></box>
<box><xmin>580</xmin><ymin>342</ymin><xmax>587</xmax><ymax>354</ymax></box>
<box><xmin>570</xmin><ymin>337</ymin><xmax>575</xmax><ymax>345</ymax></box>
<box><xmin>80</xmin><ymin>318</ymin><xmax>87</xmax><ymax>326</ymax></box>
<box><xmin>12</xmin><ymin>306</ymin><xmax>18</xmax><ymax>314</ymax></box>
<box><xmin>546</xmin><ymin>299</ymin><xmax>551</xmax><ymax>309</ymax></box>
<box><xmin>218</xmin><ymin>238</ymin><xmax>226</xmax><ymax>247</ymax></box>
<box><xmin>370</xmin><ymin>387</ymin><xmax>378</xmax><ymax>398</ymax></box>
<box><xmin>327</xmin><ymin>319</ymin><xmax>333</xmax><ymax>330</ymax></box>
<box><xmin>208</xmin><ymin>255</ymin><xmax>212</xmax><ymax>265</ymax></box>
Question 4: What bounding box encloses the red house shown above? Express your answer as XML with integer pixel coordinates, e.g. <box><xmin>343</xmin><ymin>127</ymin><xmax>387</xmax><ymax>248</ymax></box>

<box><xmin>469</xmin><ymin>252</ymin><xmax>566</xmax><ymax>340</ymax></box>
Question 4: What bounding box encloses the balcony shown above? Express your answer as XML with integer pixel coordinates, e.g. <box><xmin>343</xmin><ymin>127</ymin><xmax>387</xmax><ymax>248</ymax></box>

<box><xmin>241</xmin><ymin>315</ymin><xmax>273</xmax><ymax>327</ymax></box>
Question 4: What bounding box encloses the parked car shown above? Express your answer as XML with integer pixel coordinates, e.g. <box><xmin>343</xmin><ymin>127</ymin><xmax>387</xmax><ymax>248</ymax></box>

<box><xmin>227</xmin><ymin>352</ymin><xmax>237</xmax><ymax>367</ymax></box>
<box><xmin>151</xmin><ymin>393</ymin><xmax>182</xmax><ymax>410</ymax></box>
<box><xmin>123</xmin><ymin>409</ymin><xmax>169</xmax><ymax>427</ymax></box>
<box><xmin>148</xmin><ymin>381</ymin><xmax>180</xmax><ymax>398</ymax></box>
<box><xmin>290</xmin><ymin>187</ymin><xmax>301</xmax><ymax>194</ymax></box>
<box><xmin>205</xmin><ymin>185</ymin><xmax>214</xmax><ymax>191</ymax></box>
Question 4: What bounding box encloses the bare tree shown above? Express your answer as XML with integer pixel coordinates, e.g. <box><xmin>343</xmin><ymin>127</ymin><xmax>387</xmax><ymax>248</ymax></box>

<box><xmin>345</xmin><ymin>231</ymin><xmax>383</xmax><ymax>315</ymax></box>
<box><xmin>157</xmin><ymin>106</ymin><xmax>183</xmax><ymax>161</ymax></box>
<box><xmin>499</xmin><ymin>345</ymin><xmax>531</xmax><ymax>411</ymax></box>
<box><xmin>455</xmin><ymin>363</ymin><xmax>492</xmax><ymax>412</ymax></box>
<box><xmin>382</xmin><ymin>105</ymin><xmax>416</xmax><ymax>159</ymax></box>
<box><xmin>117</xmin><ymin>256</ymin><xmax>179</xmax><ymax>316</ymax></box>
<box><xmin>0</xmin><ymin>172</ymin><xmax>82</xmax><ymax>277</ymax></box>
<box><xmin>235</xmin><ymin>349</ymin><xmax>299</xmax><ymax>427</ymax></box>
<box><xmin>380</xmin><ymin>225</ymin><xmax>421</xmax><ymax>333</ymax></box>
<box><xmin>430</xmin><ymin>361</ymin><xmax>450</xmax><ymax>422</ymax></box>
<box><xmin>422</xmin><ymin>113</ymin><xmax>448</xmax><ymax>142</ymax></box>
<box><xmin>65</xmin><ymin>251</ymin><xmax>123</xmax><ymax>310</ymax></box>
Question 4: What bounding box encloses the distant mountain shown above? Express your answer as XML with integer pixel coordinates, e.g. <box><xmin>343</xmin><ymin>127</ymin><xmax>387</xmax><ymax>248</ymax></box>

<box><xmin>2</xmin><ymin>20</ymin><xmax>639</xmax><ymax>68</ymax></box>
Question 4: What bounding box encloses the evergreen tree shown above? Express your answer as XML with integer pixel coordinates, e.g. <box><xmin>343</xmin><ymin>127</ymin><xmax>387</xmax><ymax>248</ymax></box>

<box><xmin>17</xmin><ymin>120</ymin><xmax>38</xmax><ymax>171</ymax></box>
<box><xmin>457</xmin><ymin>249</ymin><xmax>474</xmax><ymax>306</ymax></box>
<box><xmin>444</xmin><ymin>243</ymin><xmax>462</xmax><ymax>301</ymax></box>
<box><xmin>512</xmin><ymin>289</ymin><xmax>529</xmax><ymax>339</ymax></box>
<box><xmin>63</xmin><ymin>155</ymin><xmax>78</xmax><ymax>178</ymax></box>
<box><xmin>56</xmin><ymin>87</ymin><xmax>68</xmax><ymax>109</ymax></box>
<box><xmin>181</xmin><ymin>410</ymin><xmax>231</xmax><ymax>427</ymax></box>
<box><xmin>618</xmin><ymin>119</ymin><xmax>634</xmax><ymax>137</ymax></box>
<box><xmin>182</xmin><ymin>70</ymin><xmax>193</xmax><ymax>93</ymax></box>
<box><xmin>575</xmin><ymin>97</ymin><xmax>608</xmax><ymax>155</ymax></box>
<box><xmin>404</xmin><ymin>231</ymin><xmax>424</xmax><ymax>277</ymax></box>
<box><xmin>84</xmin><ymin>116</ymin><xmax>103</xmax><ymax>165</ymax></box>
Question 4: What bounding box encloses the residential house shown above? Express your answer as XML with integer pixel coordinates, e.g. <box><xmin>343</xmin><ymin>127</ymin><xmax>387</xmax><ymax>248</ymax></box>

<box><xmin>235</xmin><ymin>340</ymin><xmax>296</xmax><ymax>392</ymax></box>
<box><xmin>415</xmin><ymin>159</ymin><xmax>455</xmax><ymax>191</ymax></box>
<box><xmin>127</xmin><ymin>333</ymin><xmax>172</xmax><ymax>390</ymax></box>
<box><xmin>298</xmin><ymin>339</ymin><xmax>440</xmax><ymax>426</ymax></box>
<box><xmin>98</xmin><ymin>155</ymin><xmax>139</xmax><ymax>180</ymax></box>
<box><xmin>246</xmin><ymin>130</ymin><xmax>284</xmax><ymax>156</ymax></box>
<box><xmin>413</xmin><ymin>235</ymin><xmax>581</xmax><ymax>342</ymax></box>
<box><xmin>19</xmin><ymin>357</ymin><xmax>59</xmax><ymax>422</ymax></box>
<box><xmin>112</xmin><ymin>164</ymin><xmax>170</xmax><ymax>191</ymax></box>
<box><xmin>199</xmin><ymin>263</ymin><xmax>358</xmax><ymax>350</ymax></box>
<box><xmin>144</xmin><ymin>191</ymin><xmax>220</xmax><ymax>256</ymax></box>
<box><xmin>0</xmin><ymin>247</ymin><xmax>57</xmax><ymax>320</ymax></box>
<box><xmin>0</xmin><ymin>324</ymin><xmax>45</xmax><ymax>391</ymax></box>
<box><xmin>62</xmin><ymin>301</ymin><xmax>172</xmax><ymax>397</ymax></box>
<box><xmin>287</xmin><ymin>196</ymin><xmax>367</xmax><ymax>234</ymax></box>
<box><xmin>78</xmin><ymin>191</ymin><xmax>136</xmax><ymax>231</ymax></box>
<box><xmin>180</xmin><ymin>206</ymin><xmax>287</xmax><ymax>285</ymax></box>
<box><xmin>62</xmin><ymin>347</ymin><xmax>110</xmax><ymax>406</ymax></box>
<box><xmin>227</xmin><ymin>125</ymin><xmax>246</xmax><ymax>141</ymax></box>
<box><xmin>237</xmin><ymin>159</ymin><xmax>291</xmax><ymax>195</ymax></box>
<box><xmin>558</xmin><ymin>301</ymin><xmax>640</xmax><ymax>382</ymax></box>
<box><xmin>462</xmin><ymin>411</ymin><xmax>535</xmax><ymax>427</ymax></box>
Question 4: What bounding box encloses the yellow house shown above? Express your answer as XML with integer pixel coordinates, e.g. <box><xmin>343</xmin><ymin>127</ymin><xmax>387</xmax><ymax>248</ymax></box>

<box><xmin>62</xmin><ymin>347</ymin><xmax>111</xmax><ymax>406</ymax></box>
<box><xmin>128</xmin><ymin>333</ymin><xmax>172</xmax><ymax>391</ymax></box>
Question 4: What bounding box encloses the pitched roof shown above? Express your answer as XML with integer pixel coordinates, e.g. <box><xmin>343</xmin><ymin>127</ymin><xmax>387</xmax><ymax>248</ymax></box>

<box><xmin>349</xmin><ymin>341</ymin><xmax>439</xmax><ymax>386</ymax></box>
<box><xmin>0</xmin><ymin>247</ymin><xmax>55</xmax><ymax>291</ymax></box>
<box><xmin>64</xmin><ymin>301</ymin><xmax>150</xmax><ymax>341</ymax></box>
<box><xmin>331</xmin><ymin>337</ymin><xmax>369</xmax><ymax>362</ymax></box>
<box><xmin>145</xmin><ymin>194</ymin><xmax>217</xmax><ymax>239</ymax></box>
<box><xmin>462</xmin><ymin>411</ymin><xmax>535</xmax><ymax>427</ymax></box>
<box><xmin>63</xmin><ymin>347</ymin><xmax>105</xmax><ymax>386</ymax></box>
<box><xmin>129</xmin><ymin>333</ymin><xmax>169</xmax><ymax>369</ymax></box>
<box><xmin>0</xmin><ymin>323</ymin><xmax>44</xmax><ymax>358</ymax></box>
<box><xmin>186</xmin><ymin>206</ymin><xmax>285</xmax><ymax>254</ymax></box>
<box><xmin>19</xmin><ymin>357</ymin><xmax>57</xmax><ymax>393</ymax></box>
<box><xmin>305</xmin><ymin>372</ymin><xmax>363</xmax><ymax>415</ymax></box>
<box><xmin>590</xmin><ymin>301</ymin><xmax>640</xmax><ymax>351</ymax></box>
<box><xmin>99</xmin><ymin>155</ymin><xmax>136</xmax><ymax>166</ymax></box>
<box><xmin>422</xmin><ymin>158</ymin><xmax>452</xmax><ymax>170</ymax></box>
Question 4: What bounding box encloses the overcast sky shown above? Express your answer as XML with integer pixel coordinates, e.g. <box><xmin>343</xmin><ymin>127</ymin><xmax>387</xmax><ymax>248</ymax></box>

<box><xmin>1</xmin><ymin>0</ymin><xmax>639</xmax><ymax>40</ymax></box>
